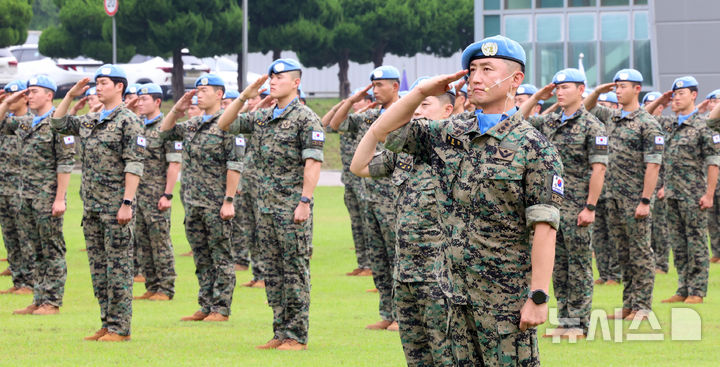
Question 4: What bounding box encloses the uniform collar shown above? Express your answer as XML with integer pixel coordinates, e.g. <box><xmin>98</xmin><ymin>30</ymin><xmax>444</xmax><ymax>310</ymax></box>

<box><xmin>144</xmin><ymin>113</ymin><xmax>163</xmax><ymax>126</ymax></box>
<box><xmin>474</xmin><ymin>106</ymin><xmax>518</xmax><ymax>135</ymax></box>
<box><xmin>273</xmin><ymin>97</ymin><xmax>299</xmax><ymax>119</ymax></box>
<box><xmin>32</xmin><ymin>107</ymin><xmax>55</xmax><ymax>127</ymax></box>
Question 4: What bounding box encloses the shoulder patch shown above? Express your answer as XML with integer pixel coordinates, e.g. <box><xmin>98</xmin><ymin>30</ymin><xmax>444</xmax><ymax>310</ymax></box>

<box><xmin>494</xmin><ymin>147</ymin><xmax>516</xmax><ymax>161</ymax></box>
<box><xmin>552</xmin><ymin>175</ymin><xmax>564</xmax><ymax>196</ymax></box>
<box><xmin>63</xmin><ymin>136</ymin><xmax>75</xmax><ymax>145</ymax></box>
<box><xmin>174</xmin><ymin>141</ymin><xmax>183</xmax><ymax>151</ymax></box>
<box><xmin>235</xmin><ymin>136</ymin><xmax>246</xmax><ymax>146</ymax></box>
<box><xmin>137</xmin><ymin>136</ymin><xmax>147</xmax><ymax>147</ymax></box>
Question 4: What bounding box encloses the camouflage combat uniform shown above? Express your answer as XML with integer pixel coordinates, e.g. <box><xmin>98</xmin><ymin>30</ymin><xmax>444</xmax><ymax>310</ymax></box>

<box><xmin>652</xmin><ymin>118</ymin><xmax>674</xmax><ymax>273</ymax></box>
<box><xmin>228</xmin><ymin>98</ymin><xmax>323</xmax><ymax>344</ymax></box>
<box><xmin>589</xmin><ymin>105</ymin><xmax>663</xmax><ymax>312</ymax></box>
<box><xmin>659</xmin><ymin>112</ymin><xmax>719</xmax><ymax>298</ymax></box>
<box><xmin>705</xmin><ymin>117</ymin><xmax>720</xmax><ymax>260</ymax></box>
<box><xmin>0</xmin><ymin>112</ymin><xmax>33</xmax><ymax>290</ymax></box>
<box><xmin>137</xmin><ymin>114</ymin><xmax>178</xmax><ymax>298</ymax></box>
<box><xmin>386</xmin><ymin>111</ymin><xmax>563</xmax><ymax>366</ymax></box>
<box><xmin>369</xmin><ymin>143</ymin><xmax>453</xmax><ymax>366</ymax></box>
<box><xmin>159</xmin><ymin>110</ymin><xmax>244</xmax><ymax>316</ymax></box>
<box><xmin>339</xmin><ymin>108</ymin><xmax>398</xmax><ymax>322</ymax></box>
<box><xmin>51</xmin><ymin>104</ymin><xmax>145</xmax><ymax>336</ymax></box>
<box><xmin>340</xmin><ymin>128</ymin><xmax>371</xmax><ymax>270</ymax></box>
<box><xmin>528</xmin><ymin>106</ymin><xmax>608</xmax><ymax>333</ymax></box>
<box><xmin>233</xmin><ymin>140</ymin><xmax>265</xmax><ymax>282</ymax></box>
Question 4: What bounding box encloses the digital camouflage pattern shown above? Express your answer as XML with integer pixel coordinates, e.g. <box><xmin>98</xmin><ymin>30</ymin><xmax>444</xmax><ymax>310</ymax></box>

<box><xmin>589</xmin><ymin>105</ymin><xmax>663</xmax><ymax>311</ymax></box>
<box><xmin>386</xmin><ymin>112</ymin><xmax>563</xmax><ymax>366</ymax></box>
<box><xmin>160</xmin><ymin>110</ymin><xmax>244</xmax><ymax>316</ymax></box>
<box><xmin>235</xmin><ymin>148</ymin><xmax>265</xmax><ymax>281</ymax></box>
<box><xmin>528</xmin><ymin>106</ymin><xmax>607</xmax><ymax>332</ymax></box>
<box><xmin>651</xmin><ymin>198</ymin><xmax>670</xmax><ymax>273</ymax></box>
<box><xmin>707</xmin><ymin>116</ymin><xmax>720</xmax><ymax>259</ymax></box>
<box><xmin>136</xmin><ymin>114</ymin><xmax>178</xmax><ymax>298</ymax></box>
<box><xmin>340</xmin><ymin>128</ymin><xmax>371</xmax><ymax>270</ymax></box>
<box><xmin>593</xmin><ymin>198</ymin><xmax>621</xmax><ymax>282</ymax></box>
<box><xmin>229</xmin><ymin>98</ymin><xmax>324</xmax><ymax>344</ymax></box>
<box><xmin>51</xmin><ymin>103</ymin><xmax>145</xmax><ymax>336</ymax></box>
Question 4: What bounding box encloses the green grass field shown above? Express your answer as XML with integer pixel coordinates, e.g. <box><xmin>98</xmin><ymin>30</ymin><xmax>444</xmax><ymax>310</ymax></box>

<box><xmin>1</xmin><ymin>175</ymin><xmax>719</xmax><ymax>366</ymax></box>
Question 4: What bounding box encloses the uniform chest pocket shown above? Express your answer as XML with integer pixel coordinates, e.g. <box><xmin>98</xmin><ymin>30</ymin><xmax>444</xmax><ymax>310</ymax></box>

<box><xmin>96</xmin><ymin>130</ymin><xmax>123</xmax><ymax>153</ymax></box>
<box><xmin>469</xmin><ymin>163</ymin><xmax>524</xmax><ymax>207</ymax></box>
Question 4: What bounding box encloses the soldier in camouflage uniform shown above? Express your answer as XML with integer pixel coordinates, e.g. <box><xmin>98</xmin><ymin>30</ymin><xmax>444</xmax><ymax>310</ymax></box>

<box><xmin>648</xmin><ymin>77</ymin><xmax>719</xmax><ymax>304</ymax></box>
<box><xmin>0</xmin><ymin>80</ymin><xmax>34</xmax><ymax>295</ymax></box>
<box><xmin>350</xmin><ymin>78</ymin><xmax>455</xmax><ymax>366</ymax></box>
<box><xmin>585</xmin><ymin>68</ymin><xmax>663</xmax><ymax>320</ymax></box>
<box><xmin>520</xmin><ymin>69</ymin><xmax>608</xmax><ymax>338</ymax></box>
<box><xmin>329</xmin><ymin>66</ymin><xmax>403</xmax><ymax>331</ymax></box>
<box><xmin>52</xmin><ymin>65</ymin><xmax>145</xmax><ymax>341</ymax></box>
<box><xmin>706</xmin><ymin>92</ymin><xmax>720</xmax><ymax>264</ymax></box>
<box><xmin>376</xmin><ymin>36</ymin><xmax>562</xmax><ymax>366</ymax></box>
<box><xmin>236</xmin><ymin>145</ymin><xmax>266</xmax><ymax>287</ymax></box>
<box><xmin>0</xmin><ymin>77</ymin><xmax>74</xmax><ymax>316</ymax></box>
<box><xmin>161</xmin><ymin>74</ymin><xmax>244</xmax><ymax>322</ymax></box>
<box><xmin>219</xmin><ymin>59</ymin><xmax>324</xmax><ymax>351</ymax></box>
<box><xmin>132</xmin><ymin>83</ymin><xmax>179</xmax><ymax>301</ymax></box>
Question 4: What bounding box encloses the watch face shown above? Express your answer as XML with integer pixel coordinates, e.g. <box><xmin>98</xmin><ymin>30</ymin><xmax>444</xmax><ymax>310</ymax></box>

<box><xmin>532</xmin><ymin>290</ymin><xmax>548</xmax><ymax>304</ymax></box>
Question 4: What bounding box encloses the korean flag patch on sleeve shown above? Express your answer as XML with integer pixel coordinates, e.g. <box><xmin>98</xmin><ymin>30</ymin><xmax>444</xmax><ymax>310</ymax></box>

<box><xmin>63</xmin><ymin>136</ymin><xmax>75</xmax><ymax>145</ymax></box>
<box><xmin>654</xmin><ymin>135</ymin><xmax>665</xmax><ymax>151</ymax></box>
<box><xmin>552</xmin><ymin>175</ymin><xmax>564</xmax><ymax>196</ymax></box>
<box><xmin>235</xmin><ymin>136</ymin><xmax>246</xmax><ymax>146</ymax></box>
<box><xmin>137</xmin><ymin>136</ymin><xmax>147</xmax><ymax>147</ymax></box>
<box><xmin>311</xmin><ymin>131</ymin><xmax>325</xmax><ymax>146</ymax></box>
<box><xmin>174</xmin><ymin>141</ymin><xmax>183</xmax><ymax>151</ymax></box>
<box><xmin>713</xmin><ymin>134</ymin><xmax>720</xmax><ymax>144</ymax></box>
<box><xmin>595</xmin><ymin>136</ymin><xmax>608</xmax><ymax>149</ymax></box>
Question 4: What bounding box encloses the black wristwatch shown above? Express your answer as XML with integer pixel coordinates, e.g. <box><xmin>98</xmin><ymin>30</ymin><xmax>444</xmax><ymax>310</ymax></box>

<box><xmin>162</xmin><ymin>193</ymin><xmax>173</xmax><ymax>200</ymax></box>
<box><xmin>299</xmin><ymin>196</ymin><xmax>311</xmax><ymax>204</ymax></box>
<box><xmin>121</xmin><ymin>199</ymin><xmax>133</xmax><ymax>207</ymax></box>
<box><xmin>224</xmin><ymin>196</ymin><xmax>234</xmax><ymax>203</ymax></box>
<box><xmin>585</xmin><ymin>203</ymin><xmax>596</xmax><ymax>211</ymax></box>
<box><xmin>529</xmin><ymin>289</ymin><xmax>549</xmax><ymax>305</ymax></box>
<box><xmin>640</xmin><ymin>197</ymin><xmax>651</xmax><ymax>205</ymax></box>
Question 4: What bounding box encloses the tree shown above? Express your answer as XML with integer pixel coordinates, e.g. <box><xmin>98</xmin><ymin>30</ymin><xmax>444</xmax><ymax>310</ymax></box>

<box><xmin>415</xmin><ymin>0</ymin><xmax>474</xmax><ymax>58</ymax></box>
<box><xmin>0</xmin><ymin>0</ymin><xmax>33</xmax><ymax>48</ymax></box>
<box><xmin>191</xmin><ymin>2</ymin><xmax>245</xmax><ymax>89</ymax></box>
<box><xmin>29</xmin><ymin>0</ymin><xmax>59</xmax><ymax>30</ymax></box>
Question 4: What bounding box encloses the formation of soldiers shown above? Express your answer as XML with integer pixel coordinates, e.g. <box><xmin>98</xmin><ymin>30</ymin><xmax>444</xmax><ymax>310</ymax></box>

<box><xmin>1</xmin><ymin>33</ymin><xmax>719</xmax><ymax>365</ymax></box>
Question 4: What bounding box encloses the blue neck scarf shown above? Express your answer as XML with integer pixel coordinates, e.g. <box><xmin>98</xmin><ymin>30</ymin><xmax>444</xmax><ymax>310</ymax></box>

<box><xmin>620</xmin><ymin>110</ymin><xmax>632</xmax><ymax>118</ymax></box>
<box><xmin>8</xmin><ymin>112</ymin><xmax>14</xmax><ymax>117</ymax></box>
<box><xmin>99</xmin><ymin>106</ymin><xmax>119</xmax><ymax>121</ymax></box>
<box><xmin>202</xmin><ymin>114</ymin><xmax>214</xmax><ymax>123</ymax></box>
<box><xmin>32</xmin><ymin>107</ymin><xmax>55</xmax><ymax>127</ymax></box>
<box><xmin>475</xmin><ymin>107</ymin><xmax>517</xmax><ymax>134</ymax></box>
<box><xmin>678</xmin><ymin>108</ymin><xmax>698</xmax><ymax>125</ymax></box>
<box><xmin>144</xmin><ymin>114</ymin><xmax>162</xmax><ymax>126</ymax></box>
<box><xmin>273</xmin><ymin>97</ymin><xmax>298</xmax><ymax>119</ymax></box>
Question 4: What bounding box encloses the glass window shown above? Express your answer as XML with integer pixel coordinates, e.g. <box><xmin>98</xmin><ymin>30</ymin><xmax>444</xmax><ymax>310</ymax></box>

<box><xmin>634</xmin><ymin>40</ymin><xmax>652</xmax><ymax>85</ymax></box>
<box><xmin>600</xmin><ymin>41</ymin><xmax>630</xmax><ymax>83</ymax></box>
<box><xmin>537</xmin><ymin>14</ymin><xmax>563</xmax><ymax>42</ymax></box>
<box><xmin>505</xmin><ymin>16</ymin><xmax>531</xmax><ymax>42</ymax></box>
<box><xmin>601</xmin><ymin>13</ymin><xmax>628</xmax><ymax>40</ymax></box>
<box><xmin>601</xmin><ymin>0</ymin><xmax>628</xmax><ymax>5</ymax></box>
<box><xmin>568</xmin><ymin>43</ymin><xmax>597</xmax><ymax>86</ymax></box>
<box><xmin>536</xmin><ymin>0</ymin><xmax>563</xmax><ymax>7</ymax></box>
<box><xmin>537</xmin><ymin>43</ymin><xmax>564</xmax><ymax>86</ymax></box>
<box><xmin>569</xmin><ymin>13</ymin><xmax>596</xmax><ymax>41</ymax></box>
<box><xmin>484</xmin><ymin>0</ymin><xmax>501</xmax><ymax>10</ymax></box>
<box><xmin>505</xmin><ymin>0</ymin><xmax>532</xmax><ymax>9</ymax></box>
<box><xmin>569</xmin><ymin>0</ymin><xmax>596</xmax><ymax>6</ymax></box>
<box><xmin>634</xmin><ymin>11</ymin><xmax>649</xmax><ymax>39</ymax></box>
<box><xmin>634</xmin><ymin>0</ymin><xmax>648</xmax><ymax>4</ymax></box>
<box><xmin>484</xmin><ymin>15</ymin><xmax>501</xmax><ymax>37</ymax></box>
<box><xmin>521</xmin><ymin>43</ymin><xmax>534</xmax><ymax>86</ymax></box>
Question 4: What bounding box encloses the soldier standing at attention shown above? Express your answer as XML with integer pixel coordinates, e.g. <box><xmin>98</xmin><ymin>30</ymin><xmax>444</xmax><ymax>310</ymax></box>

<box><xmin>584</xmin><ymin>68</ymin><xmax>663</xmax><ymax>321</ymax></box>
<box><xmin>160</xmin><ymin>74</ymin><xmax>244</xmax><ymax>322</ymax></box>
<box><xmin>52</xmin><ymin>65</ymin><xmax>145</xmax><ymax>341</ymax></box>
<box><xmin>702</xmin><ymin>90</ymin><xmax>720</xmax><ymax>264</ymax></box>
<box><xmin>519</xmin><ymin>69</ymin><xmax>608</xmax><ymax>339</ymax></box>
<box><xmin>0</xmin><ymin>81</ymin><xmax>34</xmax><ymax>294</ymax></box>
<box><xmin>131</xmin><ymin>83</ymin><xmax>179</xmax><ymax>302</ymax></box>
<box><xmin>371</xmin><ymin>35</ymin><xmax>563</xmax><ymax>365</ymax></box>
<box><xmin>647</xmin><ymin>77</ymin><xmax>719</xmax><ymax>305</ymax></box>
<box><xmin>218</xmin><ymin>58</ymin><xmax>323</xmax><ymax>351</ymax></box>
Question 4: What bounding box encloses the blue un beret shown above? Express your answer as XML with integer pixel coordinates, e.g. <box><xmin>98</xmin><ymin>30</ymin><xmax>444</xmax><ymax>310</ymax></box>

<box><xmin>3</xmin><ymin>79</ymin><xmax>27</xmax><ymax>93</ymax></box>
<box><xmin>27</xmin><ymin>75</ymin><xmax>57</xmax><ymax>92</ymax></box>
<box><xmin>137</xmin><ymin>83</ymin><xmax>163</xmax><ymax>96</ymax></box>
<box><xmin>599</xmin><ymin>92</ymin><xmax>618</xmax><ymax>104</ymax></box>
<box><xmin>260</xmin><ymin>80</ymin><xmax>270</xmax><ymax>97</ymax></box>
<box><xmin>614</xmin><ymin>68</ymin><xmax>643</xmax><ymax>83</ymax></box>
<box><xmin>516</xmin><ymin>84</ymin><xmax>544</xmax><ymax>105</ymax></box>
<box><xmin>195</xmin><ymin>73</ymin><xmax>225</xmax><ymax>88</ymax></box>
<box><xmin>642</xmin><ymin>91</ymin><xmax>662</xmax><ymax>104</ymax></box>
<box><xmin>124</xmin><ymin>83</ymin><xmax>141</xmax><ymax>96</ymax></box>
<box><xmin>552</xmin><ymin>68</ymin><xmax>585</xmax><ymax>84</ymax></box>
<box><xmin>95</xmin><ymin>64</ymin><xmax>127</xmax><ymax>81</ymax></box>
<box><xmin>672</xmin><ymin>76</ymin><xmax>698</xmax><ymax>91</ymax></box>
<box><xmin>370</xmin><ymin>66</ymin><xmax>401</xmax><ymax>81</ymax></box>
<box><xmin>223</xmin><ymin>89</ymin><xmax>240</xmax><ymax>99</ymax></box>
<box><xmin>268</xmin><ymin>58</ymin><xmax>302</xmax><ymax>76</ymax></box>
<box><xmin>461</xmin><ymin>35</ymin><xmax>526</xmax><ymax>70</ymax></box>
<box><xmin>85</xmin><ymin>87</ymin><xmax>97</xmax><ymax>97</ymax></box>
<box><xmin>706</xmin><ymin>89</ymin><xmax>720</xmax><ymax>100</ymax></box>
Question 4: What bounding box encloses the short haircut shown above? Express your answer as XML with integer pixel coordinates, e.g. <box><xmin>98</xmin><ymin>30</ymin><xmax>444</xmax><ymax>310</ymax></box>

<box><xmin>149</xmin><ymin>93</ymin><xmax>163</xmax><ymax>106</ymax></box>
<box><xmin>211</xmin><ymin>85</ymin><xmax>226</xmax><ymax>94</ymax></box>
<box><xmin>503</xmin><ymin>59</ymin><xmax>524</xmax><ymax>74</ymax></box>
<box><xmin>108</xmin><ymin>77</ymin><xmax>128</xmax><ymax>92</ymax></box>
<box><xmin>289</xmin><ymin>70</ymin><xmax>302</xmax><ymax>79</ymax></box>
<box><xmin>437</xmin><ymin>91</ymin><xmax>455</xmax><ymax>106</ymax></box>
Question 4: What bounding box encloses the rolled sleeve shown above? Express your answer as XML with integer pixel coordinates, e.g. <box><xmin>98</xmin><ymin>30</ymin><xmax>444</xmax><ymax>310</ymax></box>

<box><xmin>368</xmin><ymin>150</ymin><xmax>395</xmax><ymax>178</ymax></box>
<box><xmin>165</xmin><ymin>153</ymin><xmax>182</xmax><ymax>163</ymax></box>
<box><xmin>56</xmin><ymin>165</ymin><xmax>74</xmax><ymax>174</ymax></box>
<box><xmin>122</xmin><ymin>116</ymin><xmax>146</xmax><ymax>177</ymax></box>
<box><xmin>227</xmin><ymin>160</ymin><xmax>244</xmax><ymax>173</ymax></box>
<box><xmin>526</xmin><ymin>204</ymin><xmax>561</xmax><ymax>231</ymax></box>
<box><xmin>54</xmin><ymin>133</ymin><xmax>76</xmax><ymax>173</ymax></box>
<box><xmin>589</xmin><ymin>155</ymin><xmax>608</xmax><ymax>165</ymax></box>
<box><xmin>50</xmin><ymin>115</ymin><xmax>81</xmax><ymax>136</ymax></box>
<box><xmin>302</xmin><ymin>148</ymin><xmax>324</xmax><ymax>162</ymax></box>
<box><xmin>124</xmin><ymin>162</ymin><xmax>144</xmax><ymax>176</ymax></box>
<box><xmin>705</xmin><ymin>155</ymin><xmax>720</xmax><ymax>167</ymax></box>
<box><xmin>644</xmin><ymin>153</ymin><xmax>663</xmax><ymax>164</ymax></box>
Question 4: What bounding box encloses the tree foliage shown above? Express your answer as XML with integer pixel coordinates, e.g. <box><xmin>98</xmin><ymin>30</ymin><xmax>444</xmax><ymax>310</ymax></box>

<box><xmin>0</xmin><ymin>0</ymin><xmax>33</xmax><ymax>48</ymax></box>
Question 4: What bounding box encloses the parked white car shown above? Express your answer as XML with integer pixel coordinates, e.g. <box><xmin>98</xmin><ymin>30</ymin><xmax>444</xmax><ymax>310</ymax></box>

<box><xmin>203</xmin><ymin>56</ymin><xmax>261</xmax><ymax>91</ymax></box>
<box><xmin>118</xmin><ymin>55</ymin><xmax>172</xmax><ymax>97</ymax></box>
<box><xmin>0</xmin><ymin>48</ymin><xmax>19</xmax><ymax>86</ymax></box>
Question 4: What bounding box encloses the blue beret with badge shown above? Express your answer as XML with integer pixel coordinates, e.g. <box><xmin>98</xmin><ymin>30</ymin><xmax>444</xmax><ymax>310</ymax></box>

<box><xmin>598</xmin><ymin>91</ymin><xmax>618</xmax><ymax>104</ymax></box>
<box><xmin>95</xmin><ymin>64</ymin><xmax>127</xmax><ymax>81</ymax></box>
<box><xmin>552</xmin><ymin>68</ymin><xmax>585</xmax><ymax>84</ymax></box>
<box><xmin>191</xmin><ymin>95</ymin><xmax>198</xmax><ymax>105</ymax></box>
<box><xmin>27</xmin><ymin>75</ymin><xmax>57</xmax><ymax>92</ymax></box>
<box><xmin>672</xmin><ymin>76</ymin><xmax>698</xmax><ymax>91</ymax></box>
<box><xmin>706</xmin><ymin>89</ymin><xmax>720</xmax><ymax>100</ymax></box>
<box><xmin>85</xmin><ymin>86</ymin><xmax>97</xmax><ymax>96</ymax></box>
<box><xmin>268</xmin><ymin>58</ymin><xmax>302</xmax><ymax>76</ymax></box>
<box><xmin>516</xmin><ymin>84</ymin><xmax>544</xmax><ymax>105</ymax></box>
<box><xmin>370</xmin><ymin>65</ymin><xmax>401</xmax><ymax>81</ymax></box>
<box><xmin>124</xmin><ymin>83</ymin><xmax>141</xmax><ymax>96</ymax></box>
<box><xmin>614</xmin><ymin>68</ymin><xmax>643</xmax><ymax>83</ymax></box>
<box><xmin>642</xmin><ymin>91</ymin><xmax>662</xmax><ymax>104</ymax></box>
<box><xmin>259</xmin><ymin>80</ymin><xmax>270</xmax><ymax>97</ymax></box>
<box><xmin>195</xmin><ymin>73</ymin><xmax>225</xmax><ymax>88</ymax></box>
<box><xmin>223</xmin><ymin>89</ymin><xmax>240</xmax><ymax>99</ymax></box>
<box><xmin>137</xmin><ymin>83</ymin><xmax>163</xmax><ymax>96</ymax></box>
<box><xmin>461</xmin><ymin>35</ymin><xmax>526</xmax><ymax>70</ymax></box>
<box><xmin>3</xmin><ymin>79</ymin><xmax>27</xmax><ymax>93</ymax></box>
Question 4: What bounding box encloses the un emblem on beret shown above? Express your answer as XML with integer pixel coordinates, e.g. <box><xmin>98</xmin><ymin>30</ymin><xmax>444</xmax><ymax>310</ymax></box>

<box><xmin>274</xmin><ymin>63</ymin><xmax>285</xmax><ymax>72</ymax></box>
<box><xmin>201</xmin><ymin>77</ymin><xmax>209</xmax><ymax>85</ymax></box>
<box><xmin>10</xmin><ymin>85</ymin><xmax>17</xmax><ymax>92</ymax></box>
<box><xmin>517</xmin><ymin>87</ymin><xmax>525</xmax><ymax>94</ymax></box>
<box><xmin>141</xmin><ymin>88</ymin><xmax>148</xmax><ymax>93</ymax></box>
<box><xmin>676</xmin><ymin>81</ymin><xmax>684</xmax><ymax>88</ymax></box>
<box><xmin>129</xmin><ymin>87</ymin><xmax>137</xmax><ymax>93</ymax></box>
<box><xmin>647</xmin><ymin>95</ymin><xmax>656</xmax><ymax>101</ymax></box>
<box><xmin>29</xmin><ymin>78</ymin><xmax>38</xmax><ymax>85</ymax></box>
<box><xmin>556</xmin><ymin>74</ymin><xmax>566</xmax><ymax>82</ymax></box>
<box><xmin>481</xmin><ymin>42</ymin><xmax>498</xmax><ymax>56</ymax></box>
<box><xmin>599</xmin><ymin>94</ymin><xmax>607</xmax><ymax>101</ymax></box>
<box><xmin>619</xmin><ymin>73</ymin><xmax>629</xmax><ymax>80</ymax></box>
<box><xmin>102</xmin><ymin>67</ymin><xmax>111</xmax><ymax>75</ymax></box>
<box><xmin>373</xmin><ymin>70</ymin><xmax>383</xmax><ymax>79</ymax></box>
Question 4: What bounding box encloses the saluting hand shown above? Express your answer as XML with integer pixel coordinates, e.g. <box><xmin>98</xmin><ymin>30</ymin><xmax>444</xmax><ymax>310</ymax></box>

<box><xmin>594</xmin><ymin>82</ymin><xmax>616</xmax><ymax>95</ymax></box>
<box><xmin>240</xmin><ymin>75</ymin><xmax>269</xmax><ymax>101</ymax></box>
<box><xmin>171</xmin><ymin>90</ymin><xmax>196</xmax><ymax>118</ymax></box>
<box><xmin>90</xmin><ymin>102</ymin><xmax>103</xmax><ymax>113</ymax></box>
<box><xmin>348</xmin><ymin>84</ymin><xmax>373</xmax><ymax>103</ymax></box>
<box><xmin>70</xmin><ymin>96</ymin><xmax>88</xmax><ymax>115</ymax></box>
<box><xmin>357</xmin><ymin>101</ymin><xmax>377</xmax><ymax>114</ymax></box>
<box><xmin>0</xmin><ymin>90</ymin><xmax>27</xmax><ymax>106</ymax></box>
<box><xmin>416</xmin><ymin>70</ymin><xmax>468</xmax><ymax>98</ymax></box>
<box><xmin>536</xmin><ymin>83</ymin><xmax>556</xmax><ymax>100</ymax></box>
<box><xmin>68</xmin><ymin>78</ymin><xmax>91</xmax><ymax>99</ymax></box>
<box><xmin>125</xmin><ymin>97</ymin><xmax>139</xmax><ymax>112</ymax></box>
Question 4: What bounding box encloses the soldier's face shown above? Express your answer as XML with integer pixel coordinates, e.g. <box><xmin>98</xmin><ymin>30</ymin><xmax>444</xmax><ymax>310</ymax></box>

<box><xmin>372</xmin><ymin>80</ymin><xmax>397</xmax><ymax>105</ymax></box>
<box><xmin>614</xmin><ymin>81</ymin><xmax>640</xmax><ymax>106</ymax></box>
<box><xmin>187</xmin><ymin>105</ymin><xmax>203</xmax><ymax>117</ymax></box>
<box><xmin>672</xmin><ymin>89</ymin><xmax>696</xmax><ymax>111</ymax></box>
<box><xmin>95</xmin><ymin>77</ymin><xmax>123</xmax><ymax>102</ymax></box>
<box><xmin>598</xmin><ymin>101</ymin><xmax>618</xmax><ymax>109</ymax></box>
<box><xmin>196</xmin><ymin>86</ymin><xmax>221</xmax><ymax>109</ymax></box>
<box><xmin>555</xmin><ymin>83</ymin><xmax>583</xmax><ymax>108</ymax></box>
<box><xmin>136</xmin><ymin>94</ymin><xmax>159</xmax><ymax>116</ymax></box>
<box><xmin>7</xmin><ymin>91</ymin><xmax>28</xmax><ymax>111</ymax></box>
<box><xmin>246</xmin><ymin>95</ymin><xmax>262</xmax><ymax>110</ymax></box>
<box><xmin>221</xmin><ymin>99</ymin><xmax>232</xmax><ymax>109</ymax></box>
<box><xmin>467</xmin><ymin>59</ymin><xmax>522</xmax><ymax>107</ymax></box>
<box><xmin>352</xmin><ymin>98</ymin><xmax>370</xmax><ymax>113</ymax></box>
<box><xmin>413</xmin><ymin>96</ymin><xmax>451</xmax><ymax>120</ymax></box>
<box><xmin>87</xmin><ymin>95</ymin><xmax>101</xmax><ymax>109</ymax></box>
<box><xmin>707</xmin><ymin>98</ymin><xmax>720</xmax><ymax>111</ymax></box>
<box><xmin>514</xmin><ymin>94</ymin><xmax>530</xmax><ymax>107</ymax></box>
<box><xmin>26</xmin><ymin>86</ymin><xmax>53</xmax><ymax>110</ymax></box>
<box><xmin>269</xmin><ymin>72</ymin><xmax>299</xmax><ymax>99</ymax></box>
<box><xmin>644</xmin><ymin>101</ymin><xmax>664</xmax><ymax>116</ymax></box>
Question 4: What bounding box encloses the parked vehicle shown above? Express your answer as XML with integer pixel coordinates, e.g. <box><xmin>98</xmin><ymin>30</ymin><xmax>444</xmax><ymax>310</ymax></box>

<box><xmin>0</xmin><ymin>48</ymin><xmax>19</xmax><ymax>87</ymax></box>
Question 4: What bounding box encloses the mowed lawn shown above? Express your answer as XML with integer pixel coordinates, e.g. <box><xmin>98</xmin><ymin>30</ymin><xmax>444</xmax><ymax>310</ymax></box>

<box><xmin>0</xmin><ymin>175</ymin><xmax>718</xmax><ymax>366</ymax></box>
